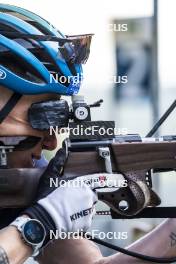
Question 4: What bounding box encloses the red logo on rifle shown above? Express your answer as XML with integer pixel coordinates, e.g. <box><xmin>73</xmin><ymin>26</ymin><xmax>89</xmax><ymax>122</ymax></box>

<box><xmin>99</xmin><ymin>175</ymin><xmax>107</xmax><ymax>182</ymax></box>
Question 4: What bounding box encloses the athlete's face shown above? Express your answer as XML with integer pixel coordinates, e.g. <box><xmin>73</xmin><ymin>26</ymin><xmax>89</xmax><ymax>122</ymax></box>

<box><xmin>0</xmin><ymin>86</ymin><xmax>59</xmax><ymax>168</ymax></box>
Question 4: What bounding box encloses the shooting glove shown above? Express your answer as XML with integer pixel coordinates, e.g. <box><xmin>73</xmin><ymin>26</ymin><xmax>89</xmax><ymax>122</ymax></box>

<box><xmin>23</xmin><ymin>148</ymin><xmax>97</xmax><ymax>245</ymax></box>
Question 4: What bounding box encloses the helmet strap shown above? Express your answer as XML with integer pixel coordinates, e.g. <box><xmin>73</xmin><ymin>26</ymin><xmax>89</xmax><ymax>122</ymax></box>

<box><xmin>0</xmin><ymin>93</ymin><xmax>22</xmax><ymax>124</ymax></box>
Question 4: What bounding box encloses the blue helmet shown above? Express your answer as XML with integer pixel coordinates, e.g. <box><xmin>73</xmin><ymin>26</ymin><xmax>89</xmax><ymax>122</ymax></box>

<box><xmin>0</xmin><ymin>4</ymin><xmax>93</xmax><ymax>96</ymax></box>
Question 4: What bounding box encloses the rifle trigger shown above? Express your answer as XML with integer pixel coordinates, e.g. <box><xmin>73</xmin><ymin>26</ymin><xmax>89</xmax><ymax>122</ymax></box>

<box><xmin>98</xmin><ymin>147</ymin><xmax>112</xmax><ymax>173</ymax></box>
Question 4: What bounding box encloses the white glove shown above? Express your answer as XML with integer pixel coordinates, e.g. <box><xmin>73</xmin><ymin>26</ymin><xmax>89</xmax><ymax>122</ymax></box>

<box><xmin>38</xmin><ymin>180</ymin><xmax>98</xmax><ymax>232</ymax></box>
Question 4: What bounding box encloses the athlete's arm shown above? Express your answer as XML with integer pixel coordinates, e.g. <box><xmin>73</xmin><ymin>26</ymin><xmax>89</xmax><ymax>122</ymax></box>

<box><xmin>100</xmin><ymin>218</ymin><xmax>176</xmax><ymax>264</ymax></box>
<box><xmin>0</xmin><ymin>216</ymin><xmax>32</xmax><ymax>264</ymax></box>
<box><xmin>37</xmin><ymin>218</ymin><xmax>176</xmax><ymax>264</ymax></box>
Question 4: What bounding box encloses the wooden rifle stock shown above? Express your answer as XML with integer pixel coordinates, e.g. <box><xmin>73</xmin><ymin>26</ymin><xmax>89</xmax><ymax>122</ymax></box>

<box><xmin>64</xmin><ymin>141</ymin><xmax>176</xmax><ymax>175</ymax></box>
<box><xmin>63</xmin><ymin>141</ymin><xmax>176</xmax><ymax>216</ymax></box>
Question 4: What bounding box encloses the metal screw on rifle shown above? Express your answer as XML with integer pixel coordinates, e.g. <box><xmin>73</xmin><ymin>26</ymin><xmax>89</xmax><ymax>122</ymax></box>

<box><xmin>101</xmin><ymin>150</ymin><xmax>109</xmax><ymax>157</ymax></box>
<box><xmin>99</xmin><ymin>147</ymin><xmax>112</xmax><ymax>173</ymax></box>
<box><xmin>119</xmin><ymin>200</ymin><xmax>129</xmax><ymax>211</ymax></box>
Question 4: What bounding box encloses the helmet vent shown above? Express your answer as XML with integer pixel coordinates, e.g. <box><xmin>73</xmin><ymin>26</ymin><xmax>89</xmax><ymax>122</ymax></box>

<box><xmin>0</xmin><ymin>44</ymin><xmax>46</xmax><ymax>83</ymax></box>
<box><xmin>29</xmin><ymin>47</ymin><xmax>70</xmax><ymax>87</ymax></box>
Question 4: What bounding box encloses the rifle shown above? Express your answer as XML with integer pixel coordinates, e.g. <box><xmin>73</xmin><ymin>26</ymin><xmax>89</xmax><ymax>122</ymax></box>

<box><xmin>61</xmin><ymin>97</ymin><xmax>176</xmax><ymax>219</ymax></box>
<box><xmin>60</xmin><ymin>97</ymin><xmax>176</xmax><ymax>263</ymax></box>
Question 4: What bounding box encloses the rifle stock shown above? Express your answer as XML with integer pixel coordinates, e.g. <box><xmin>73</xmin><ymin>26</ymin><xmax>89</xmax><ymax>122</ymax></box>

<box><xmin>63</xmin><ymin>141</ymin><xmax>176</xmax><ymax>216</ymax></box>
<box><xmin>64</xmin><ymin>141</ymin><xmax>176</xmax><ymax>175</ymax></box>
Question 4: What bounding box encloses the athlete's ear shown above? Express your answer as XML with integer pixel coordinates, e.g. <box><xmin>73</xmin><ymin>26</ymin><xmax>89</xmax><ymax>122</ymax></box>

<box><xmin>42</xmin><ymin>133</ymin><xmax>57</xmax><ymax>151</ymax></box>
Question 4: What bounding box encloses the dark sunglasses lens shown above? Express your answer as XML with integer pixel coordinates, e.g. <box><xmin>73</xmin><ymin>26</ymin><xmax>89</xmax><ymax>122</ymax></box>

<box><xmin>59</xmin><ymin>34</ymin><xmax>93</xmax><ymax>64</ymax></box>
<box><xmin>68</xmin><ymin>35</ymin><xmax>93</xmax><ymax>64</ymax></box>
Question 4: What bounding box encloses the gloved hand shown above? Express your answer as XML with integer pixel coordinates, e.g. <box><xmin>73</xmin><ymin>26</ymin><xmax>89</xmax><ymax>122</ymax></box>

<box><xmin>23</xmin><ymin>148</ymin><xmax>97</xmax><ymax>245</ymax></box>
